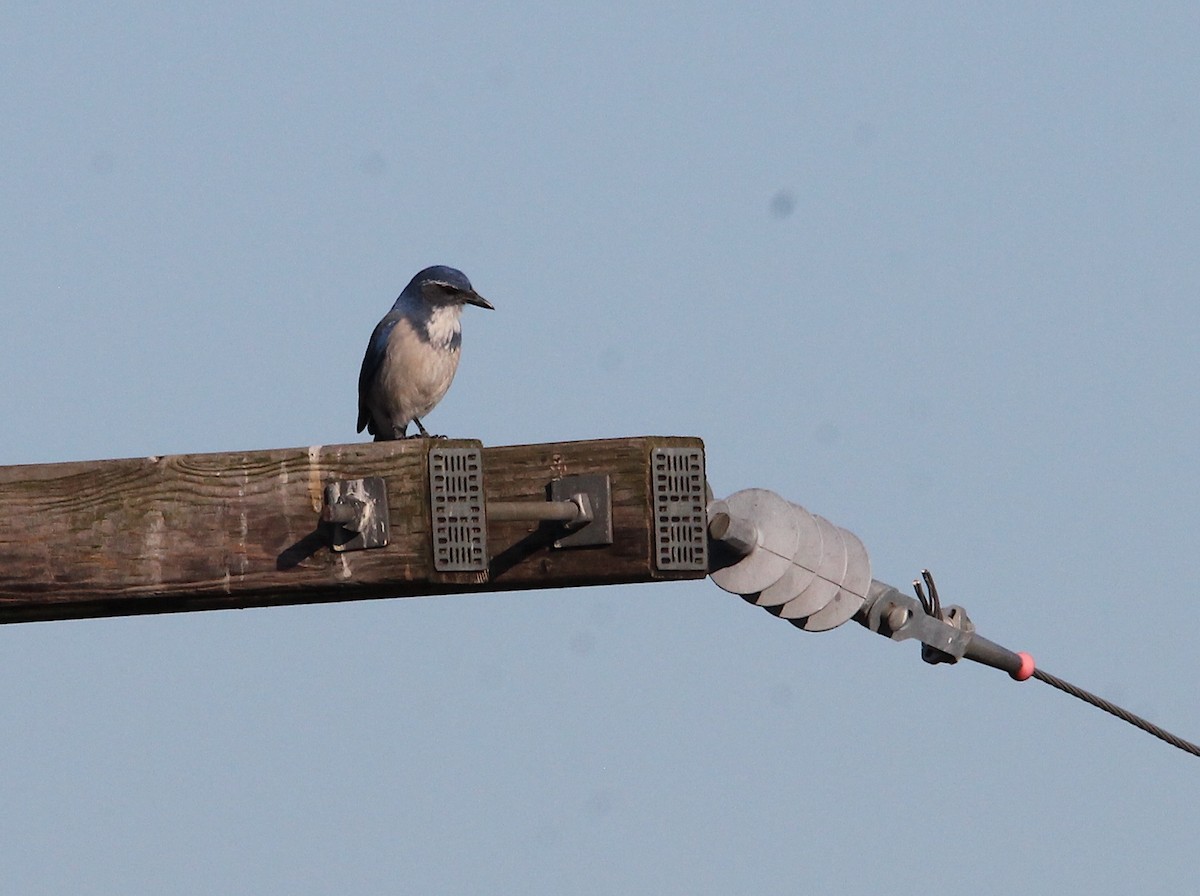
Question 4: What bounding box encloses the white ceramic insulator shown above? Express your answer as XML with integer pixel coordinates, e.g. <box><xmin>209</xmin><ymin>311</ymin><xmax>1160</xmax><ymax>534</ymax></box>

<box><xmin>778</xmin><ymin>514</ymin><xmax>847</xmax><ymax>619</ymax></box>
<box><xmin>752</xmin><ymin>503</ymin><xmax>823</xmax><ymax>607</ymax></box>
<box><xmin>708</xmin><ymin>490</ymin><xmax>803</xmax><ymax>596</ymax></box>
<box><xmin>796</xmin><ymin>525</ymin><xmax>871</xmax><ymax>631</ymax></box>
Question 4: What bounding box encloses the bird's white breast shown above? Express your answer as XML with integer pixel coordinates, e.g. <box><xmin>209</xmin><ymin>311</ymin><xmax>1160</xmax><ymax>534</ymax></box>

<box><xmin>424</xmin><ymin>304</ymin><xmax>464</xmax><ymax>349</ymax></box>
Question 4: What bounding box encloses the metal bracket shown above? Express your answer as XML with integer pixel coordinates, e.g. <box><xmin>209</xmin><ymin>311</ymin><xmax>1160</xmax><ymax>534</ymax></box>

<box><xmin>549</xmin><ymin>473</ymin><xmax>612</xmax><ymax>548</ymax></box>
<box><xmin>489</xmin><ymin>474</ymin><xmax>613</xmax><ymax>549</ymax></box>
<box><xmin>322</xmin><ymin>476</ymin><xmax>389</xmax><ymax>552</ymax></box>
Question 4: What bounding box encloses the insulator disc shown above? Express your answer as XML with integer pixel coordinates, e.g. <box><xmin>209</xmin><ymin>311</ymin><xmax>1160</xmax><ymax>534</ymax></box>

<box><xmin>708</xmin><ymin>489</ymin><xmax>802</xmax><ymax>596</ymax></box>
<box><xmin>751</xmin><ymin>502</ymin><xmax>823</xmax><ymax>607</ymax></box>
<box><xmin>837</xmin><ymin>527</ymin><xmax>871</xmax><ymax>603</ymax></box>
<box><xmin>777</xmin><ymin>515</ymin><xmax>846</xmax><ymax>619</ymax></box>
<box><xmin>797</xmin><ymin>526</ymin><xmax>870</xmax><ymax>631</ymax></box>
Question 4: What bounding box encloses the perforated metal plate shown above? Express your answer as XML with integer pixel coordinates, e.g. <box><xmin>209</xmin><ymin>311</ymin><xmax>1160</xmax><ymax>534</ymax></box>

<box><xmin>428</xmin><ymin>446</ymin><xmax>487</xmax><ymax>572</ymax></box>
<box><xmin>652</xmin><ymin>447</ymin><xmax>708</xmax><ymax>571</ymax></box>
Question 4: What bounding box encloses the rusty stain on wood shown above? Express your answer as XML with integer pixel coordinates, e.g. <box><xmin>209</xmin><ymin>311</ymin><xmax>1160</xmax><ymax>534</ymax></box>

<box><xmin>0</xmin><ymin>436</ymin><xmax>706</xmax><ymax>624</ymax></box>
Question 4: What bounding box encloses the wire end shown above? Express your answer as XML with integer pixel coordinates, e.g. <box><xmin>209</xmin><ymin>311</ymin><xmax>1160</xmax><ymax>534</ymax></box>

<box><xmin>1011</xmin><ymin>652</ymin><xmax>1035</xmax><ymax>682</ymax></box>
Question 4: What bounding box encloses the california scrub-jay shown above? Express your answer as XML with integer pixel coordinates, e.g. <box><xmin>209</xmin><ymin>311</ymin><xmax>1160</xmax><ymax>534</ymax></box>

<box><xmin>357</xmin><ymin>266</ymin><xmax>494</xmax><ymax>440</ymax></box>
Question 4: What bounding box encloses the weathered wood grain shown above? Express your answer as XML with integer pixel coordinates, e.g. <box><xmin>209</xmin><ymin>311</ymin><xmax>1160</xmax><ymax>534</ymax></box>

<box><xmin>0</xmin><ymin>436</ymin><xmax>706</xmax><ymax>623</ymax></box>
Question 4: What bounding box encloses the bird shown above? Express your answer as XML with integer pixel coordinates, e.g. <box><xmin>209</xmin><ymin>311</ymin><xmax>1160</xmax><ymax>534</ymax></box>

<box><xmin>357</xmin><ymin>265</ymin><xmax>494</xmax><ymax>440</ymax></box>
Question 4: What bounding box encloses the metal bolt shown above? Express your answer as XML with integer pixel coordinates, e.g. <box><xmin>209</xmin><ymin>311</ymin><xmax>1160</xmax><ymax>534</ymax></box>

<box><xmin>886</xmin><ymin>603</ymin><xmax>911</xmax><ymax>631</ymax></box>
<box><xmin>322</xmin><ymin>497</ymin><xmax>365</xmax><ymax>531</ymax></box>
<box><xmin>707</xmin><ymin>503</ymin><xmax>759</xmax><ymax>558</ymax></box>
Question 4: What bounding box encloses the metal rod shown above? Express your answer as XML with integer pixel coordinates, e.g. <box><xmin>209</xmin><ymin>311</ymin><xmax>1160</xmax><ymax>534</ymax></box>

<box><xmin>321</xmin><ymin>498</ymin><xmax>363</xmax><ymax>528</ymax></box>
<box><xmin>488</xmin><ymin>499</ymin><xmax>587</xmax><ymax>524</ymax></box>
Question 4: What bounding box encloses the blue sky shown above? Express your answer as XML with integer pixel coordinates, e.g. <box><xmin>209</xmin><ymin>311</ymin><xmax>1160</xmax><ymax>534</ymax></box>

<box><xmin>2</xmin><ymin>4</ymin><xmax>1198</xmax><ymax>893</ymax></box>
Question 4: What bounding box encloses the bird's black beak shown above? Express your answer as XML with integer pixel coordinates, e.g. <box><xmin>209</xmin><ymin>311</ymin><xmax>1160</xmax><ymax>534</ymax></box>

<box><xmin>463</xmin><ymin>290</ymin><xmax>494</xmax><ymax>311</ymax></box>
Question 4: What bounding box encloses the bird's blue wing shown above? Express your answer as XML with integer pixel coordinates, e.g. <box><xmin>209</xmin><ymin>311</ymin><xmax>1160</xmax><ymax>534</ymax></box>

<box><xmin>357</xmin><ymin>313</ymin><xmax>401</xmax><ymax>434</ymax></box>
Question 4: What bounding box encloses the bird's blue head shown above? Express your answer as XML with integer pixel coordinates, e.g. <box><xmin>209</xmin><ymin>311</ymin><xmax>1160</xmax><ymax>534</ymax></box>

<box><xmin>403</xmin><ymin>265</ymin><xmax>494</xmax><ymax>310</ymax></box>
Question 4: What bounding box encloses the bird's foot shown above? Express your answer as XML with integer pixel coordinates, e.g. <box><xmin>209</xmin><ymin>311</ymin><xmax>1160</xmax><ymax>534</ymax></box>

<box><xmin>406</xmin><ymin>418</ymin><xmax>447</xmax><ymax>439</ymax></box>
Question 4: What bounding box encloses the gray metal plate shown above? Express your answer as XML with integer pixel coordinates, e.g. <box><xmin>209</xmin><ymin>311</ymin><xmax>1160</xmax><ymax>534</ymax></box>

<box><xmin>325</xmin><ymin>476</ymin><xmax>390</xmax><ymax>552</ymax></box>
<box><xmin>550</xmin><ymin>474</ymin><xmax>613</xmax><ymax>548</ymax></box>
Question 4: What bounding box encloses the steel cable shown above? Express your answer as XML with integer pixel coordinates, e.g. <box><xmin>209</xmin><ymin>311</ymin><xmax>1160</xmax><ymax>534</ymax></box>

<box><xmin>1032</xmin><ymin>668</ymin><xmax>1200</xmax><ymax>758</ymax></box>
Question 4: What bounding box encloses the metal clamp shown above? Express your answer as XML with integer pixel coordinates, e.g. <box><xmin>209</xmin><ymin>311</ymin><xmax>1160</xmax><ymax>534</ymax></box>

<box><xmin>859</xmin><ymin>581</ymin><xmax>974</xmax><ymax>661</ymax></box>
<box><xmin>857</xmin><ymin>575</ymin><xmax>1032</xmax><ymax>679</ymax></box>
<box><xmin>322</xmin><ymin>476</ymin><xmax>389</xmax><ymax>552</ymax></box>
